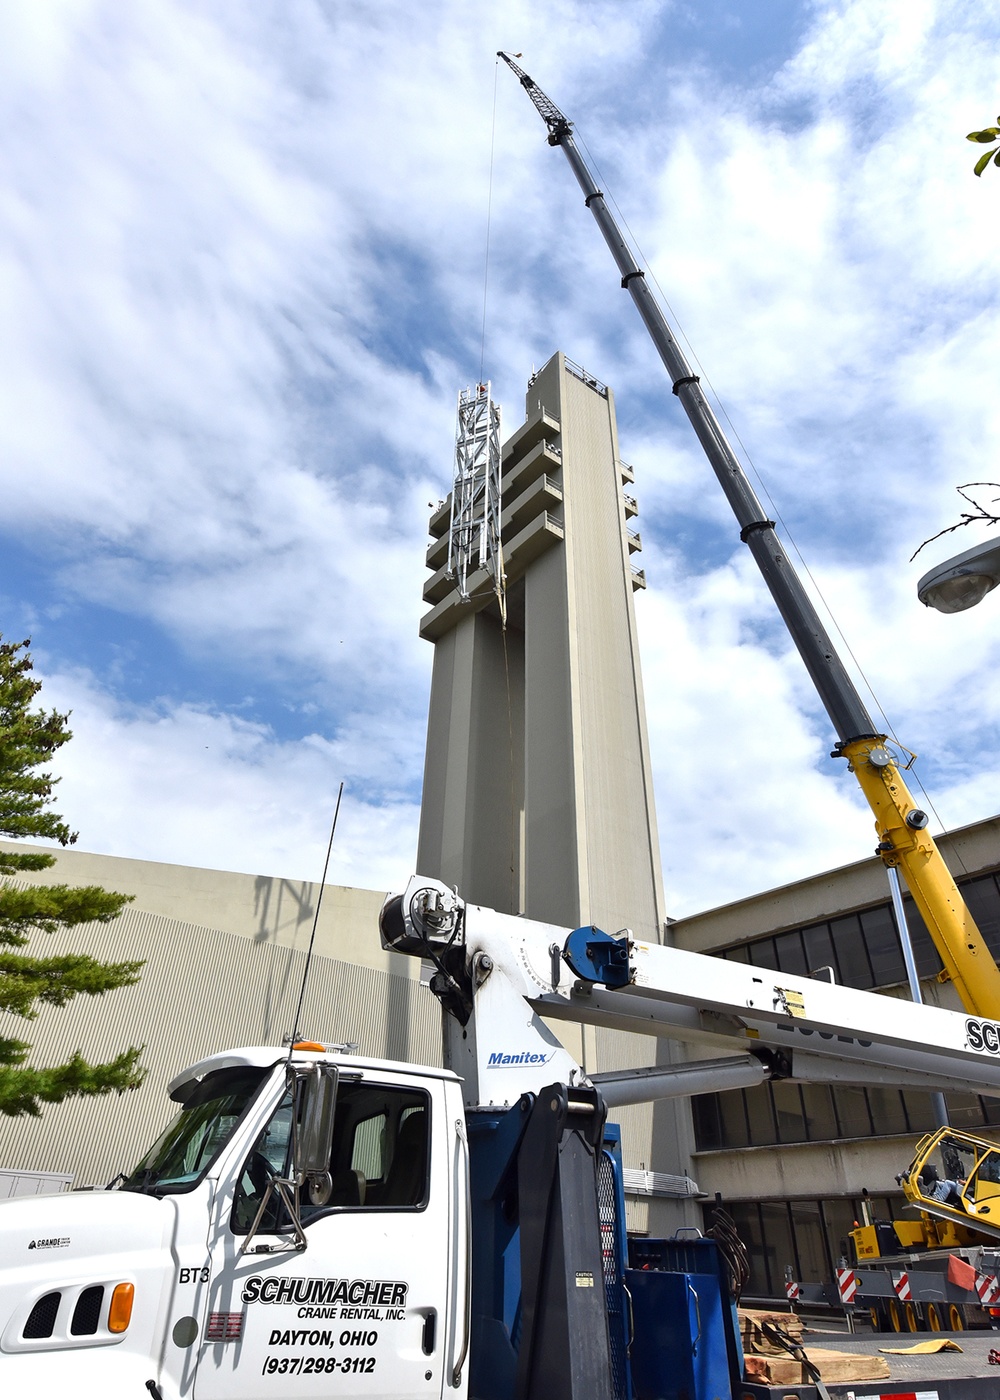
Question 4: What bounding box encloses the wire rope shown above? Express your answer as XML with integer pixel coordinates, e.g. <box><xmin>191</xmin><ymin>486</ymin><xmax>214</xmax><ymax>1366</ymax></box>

<box><xmin>480</xmin><ymin>59</ymin><xmax>500</xmax><ymax>382</ymax></box>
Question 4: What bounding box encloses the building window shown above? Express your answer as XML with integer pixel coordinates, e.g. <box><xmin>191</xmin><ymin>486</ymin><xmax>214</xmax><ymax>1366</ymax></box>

<box><xmin>710</xmin><ymin>871</ymin><xmax>1000</xmax><ymax>993</ymax></box>
<box><xmin>693</xmin><ymin>1083</ymin><xmax>997</xmax><ymax>1151</ymax></box>
<box><xmin>695</xmin><ymin>868</ymin><xmax>1000</xmax><ymax>1152</ymax></box>
<box><xmin>709</xmin><ymin>1195</ymin><xmax>898</xmax><ymax>1299</ymax></box>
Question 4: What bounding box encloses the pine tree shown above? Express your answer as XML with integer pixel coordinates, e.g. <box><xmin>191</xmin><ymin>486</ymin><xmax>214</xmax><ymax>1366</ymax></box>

<box><xmin>0</xmin><ymin>637</ymin><xmax>144</xmax><ymax>1116</ymax></box>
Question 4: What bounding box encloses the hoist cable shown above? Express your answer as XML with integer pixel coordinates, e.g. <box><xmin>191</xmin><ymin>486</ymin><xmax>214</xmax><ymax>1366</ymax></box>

<box><xmin>480</xmin><ymin>59</ymin><xmax>500</xmax><ymax>382</ymax></box>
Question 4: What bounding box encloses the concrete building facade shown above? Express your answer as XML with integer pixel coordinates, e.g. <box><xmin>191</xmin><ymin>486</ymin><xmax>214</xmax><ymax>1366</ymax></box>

<box><xmin>416</xmin><ymin>352</ymin><xmax>699</xmax><ymax>1228</ymax></box>
<box><xmin>417</xmin><ymin>352</ymin><xmax>664</xmax><ymax>944</ymax></box>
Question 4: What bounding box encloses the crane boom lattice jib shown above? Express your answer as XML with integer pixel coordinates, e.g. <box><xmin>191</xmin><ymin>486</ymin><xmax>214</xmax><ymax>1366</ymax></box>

<box><xmin>497</xmin><ymin>52</ymin><xmax>572</xmax><ymax>141</ymax></box>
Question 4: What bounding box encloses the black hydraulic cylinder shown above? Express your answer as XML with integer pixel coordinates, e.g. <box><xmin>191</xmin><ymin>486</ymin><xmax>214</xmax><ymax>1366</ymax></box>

<box><xmin>514</xmin><ymin>1084</ymin><xmax>614</xmax><ymax>1400</ymax></box>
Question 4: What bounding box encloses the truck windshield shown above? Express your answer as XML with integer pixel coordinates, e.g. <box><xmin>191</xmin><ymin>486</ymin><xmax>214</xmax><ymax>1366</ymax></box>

<box><xmin>122</xmin><ymin>1066</ymin><xmax>269</xmax><ymax>1194</ymax></box>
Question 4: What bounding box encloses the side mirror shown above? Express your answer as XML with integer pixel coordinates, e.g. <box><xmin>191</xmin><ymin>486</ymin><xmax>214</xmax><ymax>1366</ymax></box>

<box><xmin>239</xmin><ymin>1062</ymin><xmax>340</xmax><ymax>1258</ymax></box>
<box><xmin>296</xmin><ymin>1064</ymin><xmax>339</xmax><ymax>1181</ymax></box>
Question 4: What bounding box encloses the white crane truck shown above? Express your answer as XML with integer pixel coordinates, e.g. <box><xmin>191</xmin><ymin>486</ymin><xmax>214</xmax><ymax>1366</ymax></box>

<box><xmin>5</xmin><ymin>874</ymin><xmax>1000</xmax><ymax>1400</ymax></box>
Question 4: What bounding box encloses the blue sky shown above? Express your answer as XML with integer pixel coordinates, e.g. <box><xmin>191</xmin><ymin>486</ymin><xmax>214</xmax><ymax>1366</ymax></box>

<box><xmin>4</xmin><ymin>0</ymin><xmax>1000</xmax><ymax>915</ymax></box>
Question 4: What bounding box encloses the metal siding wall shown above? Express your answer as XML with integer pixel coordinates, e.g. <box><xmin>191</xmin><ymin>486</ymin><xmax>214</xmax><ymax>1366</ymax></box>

<box><xmin>0</xmin><ymin>906</ymin><xmax>440</xmax><ymax>1187</ymax></box>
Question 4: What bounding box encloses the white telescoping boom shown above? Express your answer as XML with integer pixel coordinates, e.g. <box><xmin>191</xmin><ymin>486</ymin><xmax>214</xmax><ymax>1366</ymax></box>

<box><xmin>381</xmin><ymin>876</ymin><xmax>1000</xmax><ymax>1111</ymax></box>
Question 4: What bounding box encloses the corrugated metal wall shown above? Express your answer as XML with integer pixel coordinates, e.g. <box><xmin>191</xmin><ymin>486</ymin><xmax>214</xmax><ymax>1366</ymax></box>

<box><xmin>0</xmin><ymin>903</ymin><xmax>440</xmax><ymax>1187</ymax></box>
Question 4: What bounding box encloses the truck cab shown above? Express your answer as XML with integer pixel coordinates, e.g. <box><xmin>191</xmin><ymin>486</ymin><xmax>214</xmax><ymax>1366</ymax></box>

<box><xmin>0</xmin><ymin>1046</ymin><xmax>470</xmax><ymax>1400</ymax></box>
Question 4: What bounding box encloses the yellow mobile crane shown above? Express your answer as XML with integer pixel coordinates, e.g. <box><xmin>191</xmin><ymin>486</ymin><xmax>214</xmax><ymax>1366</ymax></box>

<box><xmin>499</xmin><ymin>52</ymin><xmax>1000</xmax><ymax>1024</ymax></box>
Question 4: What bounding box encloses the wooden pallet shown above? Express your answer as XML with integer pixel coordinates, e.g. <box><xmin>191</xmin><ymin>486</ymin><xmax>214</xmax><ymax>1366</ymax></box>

<box><xmin>744</xmin><ymin>1348</ymin><xmax>891</xmax><ymax>1385</ymax></box>
<box><xmin>738</xmin><ymin>1307</ymin><xmax>804</xmax><ymax>1356</ymax></box>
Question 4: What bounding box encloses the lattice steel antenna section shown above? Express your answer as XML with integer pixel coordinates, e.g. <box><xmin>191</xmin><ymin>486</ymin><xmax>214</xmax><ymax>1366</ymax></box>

<box><xmin>448</xmin><ymin>383</ymin><xmax>503</xmax><ymax>603</ymax></box>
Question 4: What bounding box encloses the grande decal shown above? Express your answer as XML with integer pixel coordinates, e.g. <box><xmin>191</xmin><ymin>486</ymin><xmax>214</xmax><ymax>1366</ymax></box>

<box><xmin>242</xmin><ymin>1275</ymin><xmax>408</xmax><ymax>1321</ymax></box>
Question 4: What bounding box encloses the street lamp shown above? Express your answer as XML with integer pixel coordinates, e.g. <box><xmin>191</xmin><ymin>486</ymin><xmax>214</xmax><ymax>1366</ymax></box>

<box><xmin>917</xmin><ymin>534</ymin><xmax>1000</xmax><ymax>614</ymax></box>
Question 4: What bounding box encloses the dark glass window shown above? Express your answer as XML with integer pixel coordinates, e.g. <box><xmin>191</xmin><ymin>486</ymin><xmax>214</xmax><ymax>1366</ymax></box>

<box><xmin>771</xmin><ymin>1081</ymin><xmax>807</xmax><ymax>1144</ymax></box>
<box><xmin>829</xmin><ymin>914</ymin><xmax>873</xmax><ymax>989</ymax></box>
<box><xmin>945</xmin><ymin>1092</ymin><xmax>988</xmax><ymax>1131</ymax></box>
<box><xmin>774</xmin><ymin>930</ymin><xmax>808</xmax><ymax>975</ymax></box>
<box><xmin>747</xmin><ymin>939</ymin><xmax>779</xmax><ymax>971</ymax></box>
<box><xmin>833</xmin><ymin>1086</ymin><xmax>872</xmax><ymax>1139</ymax></box>
<box><xmin>864</xmin><ymin>1088</ymin><xmax>908</xmax><ymax>1137</ymax></box>
<box><xmin>744</xmin><ymin>1083</ymin><xmax>777</xmax><ymax>1147</ymax></box>
<box><xmin>800</xmin><ymin>1084</ymin><xmax>838</xmax><ymax>1141</ymax></box>
<box><xmin>692</xmin><ymin>1080</ymin><xmax>995</xmax><ymax>1152</ymax></box>
<box><xmin>802</xmin><ymin>923</ymin><xmax>837</xmax><ymax>979</ymax></box>
<box><xmin>759</xmin><ymin>1203</ymin><xmax>796</xmax><ymax>1294</ymax></box>
<box><xmin>691</xmin><ymin>1096</ymin><xmax>723</xmax><ymax>1151</ymax></box>
<box><xmin>716</xmin><ymin>1089</ymin><xmax>750</xmax><ymax>1148</ymax></box>
<box><xmin>860</xmin><ymin>905</ymin><xmax>905</xmax><ymax>987</ymax></box>
<box><xmin>821</xmin><ymin>1197</ymin><xmax>861</xmax><ymax>1265</ymax></box>
<box><xmin>901</xmin><ymin>895</ymin><xmax>943</xmax><ymax>979</ymax></box>
<box><xmin>713</xmin><ymin>864</ymin><xmax>1000</xmax><ymax>993</ymax></box>
<box><xmin>789</xmin><ymin>1199</ymin><xmax>828</xmax><ymax>1279</ymax></box>
<box><xmin>703</xmin><ymin>1193</ymin><xmax>918</xmax><ymax>1299</ymax></box>
<box><xmin>901</xmin><ymin>1091</ymin><xmax>939</xmax><ymax>1135</ymax></box>
<box><xmin>726</xmin><ymin>1201</ymin><xmax>768</xmax><ymax>1296</ymax></box>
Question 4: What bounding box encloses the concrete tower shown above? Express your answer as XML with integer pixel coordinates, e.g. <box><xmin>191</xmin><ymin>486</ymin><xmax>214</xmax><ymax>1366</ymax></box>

<box><xmin>417</xmin><ymin>351</ymin><xmax>665</xmax><ymax>945</ymax></box>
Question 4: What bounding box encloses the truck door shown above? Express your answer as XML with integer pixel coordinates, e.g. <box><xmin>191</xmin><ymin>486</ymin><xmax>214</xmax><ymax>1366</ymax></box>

<box><xmin>195</xmin><ymin>1071</ymin><xmax>460</xmax><ymax>1400</ymax></box>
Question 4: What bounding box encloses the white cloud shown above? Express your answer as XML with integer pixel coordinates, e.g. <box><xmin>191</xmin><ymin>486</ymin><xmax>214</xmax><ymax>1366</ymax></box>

<box><xmin>38</xmin><ymin>664</ymin><xmax>421</xmax><ymax>892</ymax></box>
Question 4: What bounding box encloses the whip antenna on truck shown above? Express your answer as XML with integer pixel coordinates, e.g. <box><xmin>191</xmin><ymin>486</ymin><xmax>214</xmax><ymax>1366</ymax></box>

<box><xmin>287</xmin><ymin>780</ymin><xmax>344</xmax><ymax>1051</ymax></box>
<box><xmin>498</xmin><ymin>51</ymin><xmax>1000</xmax><ymax>1021</ymax></box>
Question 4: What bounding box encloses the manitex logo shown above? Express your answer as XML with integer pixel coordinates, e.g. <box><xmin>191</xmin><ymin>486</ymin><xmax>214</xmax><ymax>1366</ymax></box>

<box><xmin>966</xmin><ymin>1017</ymin><xmax>1000</xmax><ymax>1054</ymax></box>
<box><xmin>487</xmin><ymin>1050</ymin><xmax>553</xmax><ymax>1067</ymax></box>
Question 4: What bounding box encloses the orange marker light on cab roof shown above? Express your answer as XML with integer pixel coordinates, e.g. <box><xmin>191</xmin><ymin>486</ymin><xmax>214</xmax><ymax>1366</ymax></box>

<box><xmin>292</xmin><ymin>1041</ymin><xmax>326</xmax><ymax>1052</ymax></box>
<box><xmin>108</xmin><ymin>1282</ymin><xmax>134</xmax><ymax>1333</ymax></box>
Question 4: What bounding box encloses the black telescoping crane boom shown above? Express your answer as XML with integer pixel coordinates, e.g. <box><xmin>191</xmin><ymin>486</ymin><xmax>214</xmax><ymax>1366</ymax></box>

<box><xmin>498</xmin><ymin>50</ymin><xmax>1000</xmax><ymax>1022</ymax></box>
